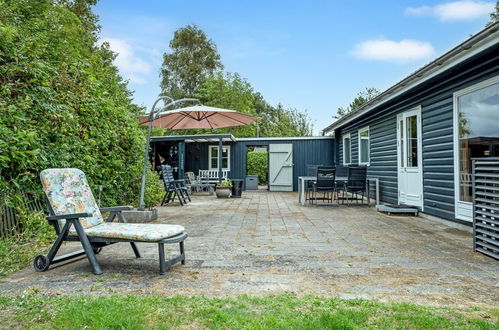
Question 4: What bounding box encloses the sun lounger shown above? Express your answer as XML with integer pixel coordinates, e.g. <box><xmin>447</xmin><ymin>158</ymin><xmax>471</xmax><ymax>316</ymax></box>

<box><xmin>34</xmin><ymin>168</ymin><xmax>187</xmax><ymax>275</ymax></box>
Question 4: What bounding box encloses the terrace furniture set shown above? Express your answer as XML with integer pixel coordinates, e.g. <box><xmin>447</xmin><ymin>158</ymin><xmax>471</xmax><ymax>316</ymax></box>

<box><xmin>198</xmin><ymin>169</ymin><xmax>229</xmax><ymax>183</ymax></box>
<box><xmin>298</xmin><ymin>165</ymin><xmax>379</xmax><ymax>206</ymax></box>
<box><xmin>185</xmin><ymin>172</ymin><xmax>214</xmax><ymax>195</ymax></box>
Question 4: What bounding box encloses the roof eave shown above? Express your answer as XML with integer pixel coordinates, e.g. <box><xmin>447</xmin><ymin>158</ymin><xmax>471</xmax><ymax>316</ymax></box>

<box><xmin>323</xmin><ymin>22</ymin><xmax>499</xmax><ymax>134</ymax></box>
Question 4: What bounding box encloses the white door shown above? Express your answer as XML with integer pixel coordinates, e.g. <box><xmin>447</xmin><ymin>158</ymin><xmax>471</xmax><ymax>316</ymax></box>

<box><xmin>397</xmin><ymin>107</ymin><xmax>423</xmax><ymax>208</ymax></box>
<box><xmin>269</xmin><ymin>144</ymin><xmax>293</xmax><ymax>191</ymax></box>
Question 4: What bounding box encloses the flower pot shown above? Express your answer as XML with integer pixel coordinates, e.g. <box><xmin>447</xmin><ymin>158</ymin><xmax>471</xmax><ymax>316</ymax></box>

<box><xmin>215</xmin><ymin>187</ymin><xmax>231</xmax><ymax>198</ymax></box>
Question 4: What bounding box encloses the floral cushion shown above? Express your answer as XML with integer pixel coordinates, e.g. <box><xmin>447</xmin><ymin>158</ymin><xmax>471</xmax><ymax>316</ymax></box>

<box><xmin>40</xmin><ymin>168</ymin><xmax>104</xmax><ymax>230</ymax></box>
<box><xmin>69</xmin><ymin>223</ymin><xmax>185</xmax><ymax>241</ymax></box>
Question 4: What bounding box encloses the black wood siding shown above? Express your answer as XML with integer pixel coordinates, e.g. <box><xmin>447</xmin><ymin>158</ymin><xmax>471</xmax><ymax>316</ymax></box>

<box><xmin>335</xmin><ymin>43</ymin><xmax>499</xmax><ymax>222</ymax></box>
<box><xmin>232</xmin><ymin>138</ymin><xmax>335</xmax><ymax>191</ymax></box>
<box><xmin>158</xmin><ymin>138</ymin><xmax>335</xmax><ymax>191</ymax></box>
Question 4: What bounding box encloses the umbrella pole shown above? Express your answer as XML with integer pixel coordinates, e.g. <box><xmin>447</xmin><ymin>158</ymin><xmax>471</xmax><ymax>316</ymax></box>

<box><xmin>139</xmin><ymin>120</ymin><xmax>154</xmax><ymax>210</ymax></box>
<box><xmin>139</xmin><ymin>96</ymin><xmax>199</xmax><ymax>210</ymax></box>
<box><xmin>218</xmin><ymin>138</ymin><xmax>223</xmax><ymax>183</ymax></box>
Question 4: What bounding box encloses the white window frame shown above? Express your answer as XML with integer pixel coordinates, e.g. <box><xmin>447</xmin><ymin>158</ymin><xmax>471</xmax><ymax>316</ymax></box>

<box><xmin>208</xmin><ymin>145</ymin><xmax>231</xmax><ymax>170</ymax></box>
<box><xmin>342</xmin><ymin>133</ymin><xmax>352</xmax><ymax>165</ymax></box>
<box><xmin>453</xmin><ymin>75</ymin><xmax>499</xmax><ymax>222</ymax></box>
<box><xmin>358</xmin><ymin>126</ymin><xmax>370</xmax><ymax>165</ymax></box>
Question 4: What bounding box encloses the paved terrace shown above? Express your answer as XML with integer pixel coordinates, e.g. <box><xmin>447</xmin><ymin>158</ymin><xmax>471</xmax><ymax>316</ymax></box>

<box><xmin>2</xmin><ymin>191</ymin><xmax>498</xmax><ymax>307</ymax></box>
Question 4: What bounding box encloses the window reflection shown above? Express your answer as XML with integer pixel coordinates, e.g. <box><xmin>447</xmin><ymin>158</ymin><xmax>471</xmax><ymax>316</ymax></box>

<box><xmin>406</xmin><ymin>115</ymin><xmax>418</xmax><ymax>167</ymax></box>
<box><xmin>359</xmin><ymin>129</ymin><xmax>369</xmax><ymax>164</ymax></box>
<box><xmin>458</xmin><ymin>81</ymin><xmax>499</xmax><ymax>202</ymax></box>
<box><xmin>344</xmin><ymin>136</ymin><xmax>351</xmax><ymax>164</ymax></box>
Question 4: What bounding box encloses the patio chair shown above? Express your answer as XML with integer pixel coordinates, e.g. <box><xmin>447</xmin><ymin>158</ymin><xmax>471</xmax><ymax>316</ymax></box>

<box><xmin>305</xmin><ymin>164</ymin><xmax>320</xmax><ymax>201</ymax></box>
<box><xmin>335</xmin><ymin>165</ymin><xmax>349</xmax><ymax>180</ymax></box>
<box><xmin>34</xmin><ymin>168</ymin><xmax>187</xmax><ymax>275</ymax></box>
<box><xmin>310</xmin><ymin>167</ymin><xmax>336</xmax><ymax>205</ymax></box>
<box><xmin>185</xmin><ymin>171</ymin><xmax>214</xmax><ymax>195</ymax></box>
<box><xmin>160</xmin><ymin>165</ymin><xmax>190</xmax><ymax>206</ymax></box>
<box><xmin>340</xmin><ymin>166</ymin><xmax>367</xmax><ymax>205</ymax></box>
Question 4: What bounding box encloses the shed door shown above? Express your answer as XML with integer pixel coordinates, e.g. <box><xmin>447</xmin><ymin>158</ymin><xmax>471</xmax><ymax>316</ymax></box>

<box><xmin>269</xmin><ymin>144</ymin><xmax>293</xmax><ymax>191</ymax></box>
<box><xmin>397</xmin><ymin>107</ymin><xmax>423</xmax><ymax>208</ymax></box>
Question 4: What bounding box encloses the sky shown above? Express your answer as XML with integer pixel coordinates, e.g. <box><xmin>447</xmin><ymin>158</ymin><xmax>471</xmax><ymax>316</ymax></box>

<box><xmin>94</xmin><ymin>0</ymin><xmax>495</xmax><ymax>134</ymax></box>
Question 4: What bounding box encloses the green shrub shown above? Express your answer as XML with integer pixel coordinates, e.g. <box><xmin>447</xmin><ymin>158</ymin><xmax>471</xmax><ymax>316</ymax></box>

<box><xmin>138</xmin><ymin>169</ymin><xmax>164</xmax><ymax>208</ymax></box>
<box><xmin>216</xmin><ymin>179</ymin><xmax>232</xmax><ymax>188</ymax></box>
<box><xmin>247</xmin><ymin>151</ymin><xmax>268</xmax><ymax>184</ymax></box>
<box><xmin>0</xmin><ymin>0</ymin><xmax>147</xmax><ymax>208</ymax></box>
<box><xmin>0</xmin><ymin>0</ymin><xmax>156</xmax><ymax>275</ymax></box>
<box><xmin>0</xmin><ymin>209</ymin><xmax>55</xmax><ymax>277</ymax></box>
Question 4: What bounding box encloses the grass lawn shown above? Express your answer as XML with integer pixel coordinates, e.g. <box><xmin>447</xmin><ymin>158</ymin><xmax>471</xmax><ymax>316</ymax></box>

<box><xmin>1</xmin><ymin>292</ymin><xmax>497</xmax><ymax>329</ymax></box>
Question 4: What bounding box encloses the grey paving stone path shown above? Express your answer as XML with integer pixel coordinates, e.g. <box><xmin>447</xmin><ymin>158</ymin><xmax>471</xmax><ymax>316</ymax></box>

<box><xmin>2</xmin><ymin>191</ymin><xmax>498</xmax><ymax>307</ymax></box>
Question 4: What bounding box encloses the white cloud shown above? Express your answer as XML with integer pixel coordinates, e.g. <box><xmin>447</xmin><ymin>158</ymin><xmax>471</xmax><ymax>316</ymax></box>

<box><xmin>406</xmin><ymin>1</ymin><xmax>495</xmax><ymax>21</ymax></box>
<box><xmin>98</xmin><ymin>37</ymin><xmax>152</xmax><ymax>84</ymax></box>
<box><xmin>351</xmin><ymin>39</ymin><xmax>435</xmax><ymax>63</ymax></box>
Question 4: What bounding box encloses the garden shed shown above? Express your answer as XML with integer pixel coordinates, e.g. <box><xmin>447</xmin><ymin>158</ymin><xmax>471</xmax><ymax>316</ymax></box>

<box><xmin>149</xmin><ymin>134</ymin><xmax>335</xmax><ymax>191</ymax></box>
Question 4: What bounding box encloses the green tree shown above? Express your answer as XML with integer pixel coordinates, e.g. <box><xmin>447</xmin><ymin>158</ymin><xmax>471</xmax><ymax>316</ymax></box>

<box><xmin>160</xmin><ymin>25</ymin><xmax>223</xmax><ymax>99</ymax></box>
<box><xmin>194</xmin><ymin>72</ymin><xmax>257</xmax><ymax>137</ymax></box>
<box><xmin>252</xmin><ymin>94</ymin><xmax>312</xmax><ymax>137</ymax></box>
<box><xmin>0</xmin><ymin>0</ymin><xmax>161</xmax><ymax>209</ymax></box>
<box><xmin>157</xmin><ymin>25</ymin><xmax>312</xmax><ymax>137</ymax></box>
<box><xmin>486</xmin><ymin>1</ymin><xmax>499</xmax><ymax>26</ymax></box>
<box><xmin>247</xmin><ymin>151</ymin><xmax>268</xmax><ymax>184</ymax></box>
<box><xmin>335</xmin><ymin>87</ymin><xmax>380</xmax><ymax>118</ymax></box>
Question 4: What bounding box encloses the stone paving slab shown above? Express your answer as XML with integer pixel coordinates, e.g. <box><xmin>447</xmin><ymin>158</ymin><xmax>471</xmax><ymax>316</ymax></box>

<box><xmin>1</xmin><ymin>191</ymin><xmax>498</xmax><ymax>307</ymax></box>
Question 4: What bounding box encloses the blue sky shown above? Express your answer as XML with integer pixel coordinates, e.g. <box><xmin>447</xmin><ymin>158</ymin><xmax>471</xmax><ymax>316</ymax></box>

<box><xmin>94</xmin><ymin>0</ymin><xmax>495</xmax><ymax>134</ymax></box>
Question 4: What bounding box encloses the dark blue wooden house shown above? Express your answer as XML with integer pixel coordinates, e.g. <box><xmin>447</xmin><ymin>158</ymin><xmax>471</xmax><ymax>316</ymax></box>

<box><xmin>322</xmin><ymin>23</ymin><xmax>499</xmax><ymax>225</ymax></box>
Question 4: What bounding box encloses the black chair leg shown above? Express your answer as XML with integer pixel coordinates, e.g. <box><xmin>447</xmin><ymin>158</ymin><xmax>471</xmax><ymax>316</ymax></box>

<box><xmin>158</xmin><ymin>243</ymin><xmax>166</xmax><ymax>275</ymax></box>
<box><xmin>72</xmin><ymin>220</ymin><xmax>102</xmax><ymax>275</ymax></box>
<box><xmin>180</xmin><ymin>241</ymin><xmax>185</xmax><ymax>265</ymax></box>
<box><xmin>176</xmin><ymin>190</ymin><xmax>184</xmax><ymax>206</ymax></box>
<box><xmin>46</xmin><ymin>222</ymin><xmax>71</xmax><ymax>264</ymax></box>
<box><xmin>130</xmin><ymin>242</ymin><xmax>141</xmax><ymax>258</ymax></box>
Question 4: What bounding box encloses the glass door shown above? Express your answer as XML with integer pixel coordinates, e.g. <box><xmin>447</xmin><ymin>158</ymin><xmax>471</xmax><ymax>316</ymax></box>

<box><xmin>397</xmin><ymin>107</ymin><xmax>423</xmax><ymax>208</ymax></box>
<box><xmin>454</xmin><ymin>78</ymin><xmax>499</xmax><ymax>221</ymax></box>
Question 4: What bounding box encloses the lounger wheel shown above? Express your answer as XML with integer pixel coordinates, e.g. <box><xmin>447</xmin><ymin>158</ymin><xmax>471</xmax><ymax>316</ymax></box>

<box><xmin>33</xmin><ymin>255</ymin><xmax>50</xmax><ymax>272</ymax></box>
<box><xmin>93</xmin><ymin>247</ymin><xmax>102</xmax><ymax>254</ymax></box>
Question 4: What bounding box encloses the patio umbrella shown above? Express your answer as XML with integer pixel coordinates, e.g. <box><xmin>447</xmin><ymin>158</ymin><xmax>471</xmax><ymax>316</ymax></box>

<box><xmin>138</xmin><ymin>104</ymin><xmax>258</xmax><ymax>129</ymax></box>
<box><xmin>138</xmin><ymin>97</ymin><xmax>259</xmax><ymax>210</ymax></box>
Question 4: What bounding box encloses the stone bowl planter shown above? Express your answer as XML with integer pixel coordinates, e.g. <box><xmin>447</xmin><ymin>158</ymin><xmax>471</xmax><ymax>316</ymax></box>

<box><xmin>215</xmin><ymin>187</ymin><xmax>231</xmax><ymax>198</ymax></box>
<box><xmin>122</xmin><ymin>208</ymin><xmax>158</xmax><ymax>223</ymax></box>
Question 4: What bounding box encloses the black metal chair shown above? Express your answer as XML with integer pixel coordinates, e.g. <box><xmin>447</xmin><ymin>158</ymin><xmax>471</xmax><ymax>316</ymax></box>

<box><xmin>160</xmin><ymin>165</ymin><xmax>190</xmax><ymax>206</ymax></box>
<box><xmin>305</xmin><ymin>164</ymin><xmax>319</xmax><ymax>201</ymax></box>
<box><xmin>335</xmin><ymin>165</ymin><xmax>349</xmax><ymax>179</ymax></box>
<box><xmin>310</xmin><ymin>167</ymin><xmax>336</xmax><ymax>205</ymax></box>
<box><xmin>341</xmin><ymin>166</ymin><xmax>367</xmax><ymax>205</ymax></box>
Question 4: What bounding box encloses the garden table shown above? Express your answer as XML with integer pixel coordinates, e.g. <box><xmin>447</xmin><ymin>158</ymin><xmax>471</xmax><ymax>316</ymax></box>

<box><xmin>299</xmin><ymin>176</ymin><xmax>379</xmax><ymax>206</ymax></box>
<box><xmin>298</xmin><ymin>176</ymin><xmax>315</xmax><ymax>205</ymax></box>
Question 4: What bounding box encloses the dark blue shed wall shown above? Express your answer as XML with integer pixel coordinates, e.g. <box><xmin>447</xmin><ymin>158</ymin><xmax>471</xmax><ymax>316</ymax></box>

<box><xmin>180</xmin><ymin>138</ymin><xmax>335</xmax><ymax>191</ymax></box>
<box><xmin>232</xmin><ymin>138</ymin><xmax>335</xmax><ymax>191</ymax></box>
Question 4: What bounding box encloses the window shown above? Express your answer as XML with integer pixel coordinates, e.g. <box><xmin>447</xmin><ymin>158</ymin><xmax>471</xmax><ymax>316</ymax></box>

<box><xmin>455</xmin><ymin>77</ymin><xmax>499</xmax><ymax>204</ymax></box>
<box><xmin>406</xmin><ymin>115</ymin><xmax>418</xmax><ymax>167</ymax></box>
<box><xmin>358</xmin><ymin>127</ymin><xmax>370</xmax><ymax>165</ymax></box>
<box><xmin>343</xmin><ymin>133</ymin><xmax>351</xmax><ymax>165</ymax></box>
<box><xmin>209</xmin><ymin>145</ymin><xmax>230</xmax><ymax>170</ymax></box>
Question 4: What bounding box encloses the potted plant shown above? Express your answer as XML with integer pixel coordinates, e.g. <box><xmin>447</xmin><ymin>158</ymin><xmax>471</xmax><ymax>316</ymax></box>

<box><xmin>215</xmin><ymin>179</ymin><xmax>232</xmax><ymax>198</ymax></box>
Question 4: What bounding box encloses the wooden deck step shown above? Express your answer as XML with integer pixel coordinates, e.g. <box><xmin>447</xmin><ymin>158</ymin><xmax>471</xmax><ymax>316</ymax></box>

<box><xmin>376</xmin><ymin>204</ymin><xmax>419</xmax><ymax>216</ymax></box>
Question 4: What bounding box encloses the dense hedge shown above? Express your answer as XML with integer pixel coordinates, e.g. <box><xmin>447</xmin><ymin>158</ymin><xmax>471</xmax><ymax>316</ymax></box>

<box><xmin>247</xmin><ymin>152</ymin><xmax>268</xmax><ymax>185</ymax></box>
<box><xmin>0</xmin><ymin>0</ymin><xmax>161</xmax><ymax>209</ymax></box>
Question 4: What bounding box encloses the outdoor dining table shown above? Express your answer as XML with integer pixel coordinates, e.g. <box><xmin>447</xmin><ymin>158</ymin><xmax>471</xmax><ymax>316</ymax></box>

<box><xmin>298</xmin><ymin>175</ymin><xmax>379</xmax><ymax>206</ymax></box>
